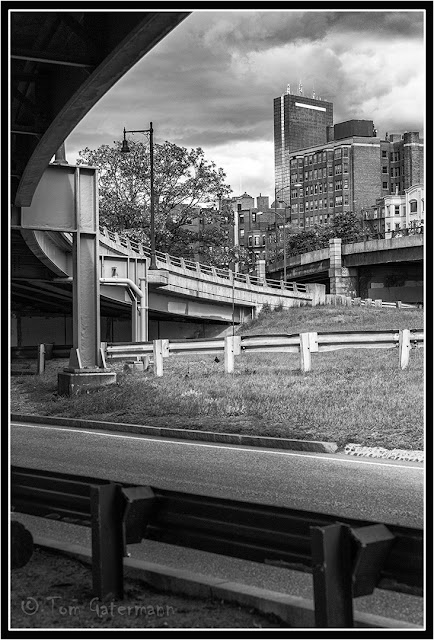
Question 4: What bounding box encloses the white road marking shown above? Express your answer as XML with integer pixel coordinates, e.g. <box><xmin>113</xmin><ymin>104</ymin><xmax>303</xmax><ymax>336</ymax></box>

<box><xmin>12</xmin><ymin>423</ymin><xmax>424</xmax><ymax>471</ymax></box>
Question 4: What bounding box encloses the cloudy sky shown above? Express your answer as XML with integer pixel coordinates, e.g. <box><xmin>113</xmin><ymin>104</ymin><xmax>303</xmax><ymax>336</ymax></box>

<box><xmin>66</xmin><ymin>9</ymin><xmax>425</xmax><ymax>201</ymax></box>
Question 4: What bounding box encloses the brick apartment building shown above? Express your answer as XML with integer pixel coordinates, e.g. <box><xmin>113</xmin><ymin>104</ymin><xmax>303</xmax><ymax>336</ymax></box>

<box><xmin>287</xmin><ymin>124</ymin><xmax>424</xmax><ymax>230</ymax></box>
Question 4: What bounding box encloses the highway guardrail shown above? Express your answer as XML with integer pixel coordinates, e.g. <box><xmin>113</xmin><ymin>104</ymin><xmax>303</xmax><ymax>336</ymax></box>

<box><xmin>11</xmin><ymin>465</ymin><xmax>423</xmax><ymax>628</ymax></box>
<box><xmin>104</xmin><ymin>329</ymin><xmax>424</xmax><ymax>377</ymax></box>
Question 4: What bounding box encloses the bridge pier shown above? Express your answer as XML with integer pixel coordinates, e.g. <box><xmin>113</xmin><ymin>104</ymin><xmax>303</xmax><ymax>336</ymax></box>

<box><xmin>328</xmin><ymin>239</ymin><xmax>358</xmax><ymax>297</ymax></box>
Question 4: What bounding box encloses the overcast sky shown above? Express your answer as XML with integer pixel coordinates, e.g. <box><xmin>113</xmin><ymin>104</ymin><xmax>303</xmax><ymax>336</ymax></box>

<box><xmin>66</xmin><ymin>9</ymin><xmax>425</xmax><ymax>201</ymax></box>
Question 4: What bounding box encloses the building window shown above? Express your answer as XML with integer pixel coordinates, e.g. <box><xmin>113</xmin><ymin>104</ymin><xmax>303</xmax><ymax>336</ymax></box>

<box><xmin>344</xmin><ymin>194</ymin><xmax>349</xmax><ymax>206</ymax></box>
<box><xmin>323</xmin><ymin>198</ymin><xmax>327</xmax><ymax>209</ymax></box>
<box><xmin>254</xmin><ymin>236</ymin><xmax>260</xmax><ymax>246</ymax></box>
<box><xmin>310</xmin><ymin>185</ymin><xmax>314</xmax><ymax>195</ymax></box>
<box><xmin>305</xmin><ymin>186</ymin><xmax>309</xmax><ymax>196</ymax></box>
<box><xmin>319</xmin><ymin>184</ymin><xmax>323</xmax><ymax>194</ymax></box>
<box><xmin>394</xmin><ymin>205</ymin><xmax>400</xmax><ymax>216</ymax></box>
<box><xmin>323</xmin><ymin>182</ymin><xmax>327</xmax><ymax>192</ymax></box>
<box><xmin>335</xmin><ymin>180</ymin><xmax>342</xmax><ymax>191</ymax></box>
<box><xmin>410</xmin><ymin>200</ymin><xmax>418</xmax><ymax>213</ymax></box>
<box><xmin>310</xmin><ymin>201</ymin><xmax>314</xmax><ymax>210</ymax></box>
<box><xmin>343</xmin><ymin>148</ymin><xmax>349</xmax><ymax>157</ymax></box>
<box><xmin>395</xmin><ymin>223</ymin><xmax>400</xmax><ymax>230</ymax></box>
<box><xmin>318</xmin><ymin>168</ymin><xmax>322</xmax><ymax>179</ymax></box>
<box><xmin>299</xmin><ymin>203</ymin><xmax>304</xmax><ymax>213</ymax></box>
<box><xmin>239</xmin><ymin>214</ymin><xmax>244</xmax><ymax>224</ymax></box>
<box><xmin>262</xmin><ymin>235</ymin><xmax>266</xmax><ymax>246</ymax></box>
<box><xmin>334</xmin><ymin>148</ymin><xmax>342</xmax><ymax>158</ymax></box>
<box><xmin>382</xmin><ymin>150</ymin><xmax>387</xmax><ymax>158</ymax></box>
<box><xmin>382</xmin><ymin>182</ymin><xmax>388</xmax><ymax>189</ymax></box>
<box><xmin>343</xmin><ymin>178</ymin><xmax>349</xmax><ymax>189</ymax></box>
<box><xmin>314</xmin><ymin>200</ymin><xmax>318</xmax><ymax>209</ymax></box>
<box><xmin>329</xmin><ymin>182</ymin><xmax>333</xmax><ymax>191</ymax></box>
<box><xmin>248</xmin><ymin>236</ymin><xmax>252</xmax><ymax>246</ymax></box>
<box><xmin>314</xmin><ymin>184</ymin><xmax>318</xmax><ymax>194</ymax></box>
<box><xmin>382</xmin><ymin>166</ymin><xmax>388</xmax><ymax>174</ymax></box>
<box><xmin>309</xmin><ymin>155</ymin><xmax>313</xmax><ymax>165</ymax></box>
<box><xmin>328</xmin><ymin>166</ymin><xmax>333</xmax><ymax>176</ymax></box>
<box><xmin>335</xmin><ymin>195</ymin><xmax>343</xmax><ymax>206</ymax></box>
<box><xmin>252</xmin><ymin>213</ymin><xmax>256</xmax><ymax>223</ymax></box>
<box><xmin>304</xmin><ymin>157</ymin><xmax>309</xmax><ymax>166</ymax></box>
<box><xmin>309</xmin><ymin>170</ymin><xmax>313</xmax><ymax>180</ymax></box>
<box><xmin>240</xmin><ymin>229</ymin><xmax>245</xmax><ymax>238</ymax></box>
<box><xmin>335</xmin><ymin>164</ymin><xmax>342</xmax><ymax>175</ymax></box>
<box><xmin>305</xmin><ymin>171</ymin><xmax>309</xmax><ymax>180</ymax></box>
<box><xmin>237</xmin><ymin>204</ymin><xmax>242</xmax><ymax>211</ymax></box>
<box><xmin>319</xmin><ymin>199</ymin><xmax>323</xmax><ymax>209</ymax></box>
<box><xmin>343</xmin><ymin>161</ymin><xmax>349</xmax><ymax>173</ymax></box>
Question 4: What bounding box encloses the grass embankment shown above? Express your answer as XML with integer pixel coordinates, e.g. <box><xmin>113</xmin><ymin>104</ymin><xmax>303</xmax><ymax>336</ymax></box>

<box><xmin>10</xmin><ymin>307</ymin><xmax>424</xmax><ymax>451</ymax></box>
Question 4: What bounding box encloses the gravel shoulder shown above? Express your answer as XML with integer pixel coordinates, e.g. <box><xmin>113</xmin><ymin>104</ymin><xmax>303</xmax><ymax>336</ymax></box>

<box><xmin>11</xmin><ymin>546</ymin><xmax>285</xmax><ymax>629</ymax></box>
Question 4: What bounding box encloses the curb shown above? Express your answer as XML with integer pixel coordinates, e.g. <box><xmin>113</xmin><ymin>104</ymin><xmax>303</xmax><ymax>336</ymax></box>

<box><xmin>11</xmin><ymin>414</ymin><xmax>338</xmax><ymax>454</ymax></box>
<box><xmin>33</xmin><ymin>536</ymin><xmax>422</xmax><ymax>630</ymax></box>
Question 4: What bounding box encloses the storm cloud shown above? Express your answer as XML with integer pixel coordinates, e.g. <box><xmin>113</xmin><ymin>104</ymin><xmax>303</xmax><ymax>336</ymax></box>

<box><xmin>66</xmin><ymin>9</ymin><xmax>425</xmax><ymax>198</ymax></box>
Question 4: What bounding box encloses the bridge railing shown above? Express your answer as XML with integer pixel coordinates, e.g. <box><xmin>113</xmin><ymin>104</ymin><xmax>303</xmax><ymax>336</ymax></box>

<box><xmin>98</xmin><ymin>226</ymin><xmax>306</xmax><ymax>294</ymax></box>
<box><xmin>104</xmin><ymin>329</ymin><xmax>423</xmax><ymax>377</ymax></box>
<box><xmin>11</xmin><ymin>465</ymin><xmax>423</xmax><ymax>627</ymax></box>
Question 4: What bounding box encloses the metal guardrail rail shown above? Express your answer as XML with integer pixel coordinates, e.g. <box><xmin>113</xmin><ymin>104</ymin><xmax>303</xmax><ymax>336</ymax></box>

<box><xmin>11</xmin><ymin>465</ymin><xmax>423</xmax><ymax>627</ymax></box>
<box><xmin>104</xmin><ymin>329</ymin><xmax>424</xmax><ymax>375</ymax></box>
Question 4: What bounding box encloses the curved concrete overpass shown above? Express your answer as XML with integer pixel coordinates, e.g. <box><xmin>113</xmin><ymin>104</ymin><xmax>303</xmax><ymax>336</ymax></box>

<box><xmin>267</xmin><ymin>235</ymin><xmax>424</xmax><ymax>303</ymax></box>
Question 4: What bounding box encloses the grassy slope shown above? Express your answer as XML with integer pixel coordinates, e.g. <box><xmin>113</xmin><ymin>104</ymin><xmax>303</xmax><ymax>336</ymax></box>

<box><xmin>10</xmin><ymin>306</ymin><xmax>424</xmax><ymax>450</ymax></box>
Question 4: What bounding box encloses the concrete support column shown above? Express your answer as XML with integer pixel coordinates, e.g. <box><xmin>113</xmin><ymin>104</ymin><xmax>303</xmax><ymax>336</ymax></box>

<box><xmin>328</xmin><ymin>238</ymin><xmax>358</xmax><ymax>297</ymax></box>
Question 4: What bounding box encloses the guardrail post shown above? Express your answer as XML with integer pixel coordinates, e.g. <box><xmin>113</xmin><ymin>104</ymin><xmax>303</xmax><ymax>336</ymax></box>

<box><xmin>90</xmin><ymin>484</ymin><xmax>124</xmax><ymax>599</ymax></box>
<box><xmin>162</xmin><ymin>339</ymin><xmax>170</xmax><ymax>358</ymax></box>
<box><xmin>398</xmin><ymin>329</ymin><xmax>411</xmax><ymax>369</ymax></box>
<box><xmin>224</xmin><ymin>336</ymin><xmax>235</xmax><ymax>373</ymax></box>
<box><xmin>365</xmin><ymin>298</ymin><xmax>372</xmax><ymax>308</ymax></box>
<box><xmin>396</xmin><ymin>301</ymin><xmax>402</xmax><ymax>309</ymax></box>
<box><xmin>353</xmin><ymin>297</ymin><xmax>362</xmax><ymax>306</ymax></box>
<box><xmin>299</xmin><ymin>333</ymin><xmax>312</xmax><ymax>372</ymax></box>
<box><xmin>153</xmin><ymin>340</ymin><xmax>164</xmax><ymax>377</ymax></box>
<box><xmin>374</xmin><ymin>299</ymin><xmax>382</xmax><ymax>308</ymax></box>
<box><xmin>311</xmin><ymin>523</ymin><xmax>354</xmax><ymax>627</ymax></box>
<box><xmin>37</xmin><ymin>344</ymin><xmax>45</xmax><ymax>375</ymax></box>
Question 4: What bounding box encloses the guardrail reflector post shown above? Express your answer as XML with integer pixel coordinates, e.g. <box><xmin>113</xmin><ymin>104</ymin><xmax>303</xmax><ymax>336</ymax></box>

<box><xmin>398</xmin><ymin>329</ymin><xmax>411</xmax><ymax>369</ymax></box>
<box><xmin>299</xmin><ymin>333</ymin><xmax>311</xmax><ymax>372</ymax></box>
<box><xmin>37</xmin><ymin>344</ymin><xmax>45</xmax><ymax>375</ymax></box>
<box><xmin>311</xmin><ymin>523</ymin><xmax>354</xmax><ymax>628</ymax></box>
<box><xmin>224</xmin><ymin>336</ymin><xmax>235</xmax><ymax>373</ymax></box>
<box><xmin>153</xmin><ymin>340</ymin><xmax>164</xmax><ymax>377</ymax></box>
<box><xmin>121</xmin><ymin>486</ymin><xmax>155</xmax><ymax>551</ymax></box>
<box><xmin>90</xmin><ymin>484</ymin><xmax>124</xmax><ymax>599</ymax></box>
<box><xmin>350</xmin><ymin>524</ymin><xmax>395</xmax><ymax>597</ymax></box>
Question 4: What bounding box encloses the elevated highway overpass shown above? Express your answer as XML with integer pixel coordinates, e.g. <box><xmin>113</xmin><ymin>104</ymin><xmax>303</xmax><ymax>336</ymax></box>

<box><xmin>11</xmin><ymin>219</ymin><xmax>323</xmax><ymax>347</ymax></box>
<box><xmin>267</xmin><ymin>234</ymin><xmax>423</xmax><ymax>305</ymax></box>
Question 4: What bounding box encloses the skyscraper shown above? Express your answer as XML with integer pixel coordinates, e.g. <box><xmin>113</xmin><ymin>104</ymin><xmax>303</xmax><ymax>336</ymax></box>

<box><xmin>273</xmin><ymin>89</ymin><xmax>333</xmax><ymax>204</ymax></box>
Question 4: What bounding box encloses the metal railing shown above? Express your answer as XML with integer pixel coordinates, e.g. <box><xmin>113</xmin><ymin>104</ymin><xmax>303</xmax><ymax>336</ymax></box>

<box><xmin>98</xmin><ymin>226</ymin><xmax>307</xmax><ymax>294</ymax></box>
<box><xmin>104</xmin><ymin>328</ymin><xmax>424</xmax><ymax>376</ymax></box>
<box><xmin>11</xmin><ymin>465</ymin><xmax>423</xmax><ymax>627</ymax></box>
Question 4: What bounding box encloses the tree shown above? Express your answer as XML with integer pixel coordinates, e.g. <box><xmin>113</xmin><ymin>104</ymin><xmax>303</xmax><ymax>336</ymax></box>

<box><xmin>77</xmin><ymin>140</ymin><xmax>232</xmax><ymax>258</ymax></box>
<box><xmin>279</xmin><ymin>211</ymin><xmax>366</xmax><ymax>260</ymax></box>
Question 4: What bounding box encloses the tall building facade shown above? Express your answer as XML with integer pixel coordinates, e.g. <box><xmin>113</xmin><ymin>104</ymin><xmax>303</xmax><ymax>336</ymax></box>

<box><xmin>286</xmin><ymin>123</ymin><xmax>424</xmax><ymax>230</ymax></box>
<box><xmin>273</xmin><ymin>90</ymin><xmax>333</xmax><ymax>204</ymax></box>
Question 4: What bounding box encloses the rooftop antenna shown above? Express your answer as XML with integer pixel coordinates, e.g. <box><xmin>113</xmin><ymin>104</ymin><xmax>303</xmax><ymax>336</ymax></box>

<box><xmin>287</xmin><ymin>83</ymin><xmax>291</xmax><ymax>94</ymax></box>
<box><xmin>298</xmin><ymin>80</ymin><xmax>303</xmax><ymax>96</ymax></box>
<box><xmin>312</xmin><ymin>83</ymin><xmax>316</xmax><ymax>99</ymax></box>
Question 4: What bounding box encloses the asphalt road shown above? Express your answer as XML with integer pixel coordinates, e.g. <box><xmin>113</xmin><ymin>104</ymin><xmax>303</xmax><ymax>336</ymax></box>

<box><xmin>10</xmin><ymin>421</ymin><xmax>425</xmax><ymax>626</ymax></box>
<box><xmin>11</xmin><ymin>421</ymin><xmax>424</xmax><ymax>528</ymax></box>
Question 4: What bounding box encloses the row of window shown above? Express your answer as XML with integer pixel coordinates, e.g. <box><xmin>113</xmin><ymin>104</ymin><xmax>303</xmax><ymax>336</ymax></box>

<box><xmin>290</xmin><ymin>147</ymin><xmax>350</xmax><ymax>167</ymax></box>
<box><xmin>291</xmin><ymin>161</ymin><xmax>349</xmax><ymax>182</ymax></box>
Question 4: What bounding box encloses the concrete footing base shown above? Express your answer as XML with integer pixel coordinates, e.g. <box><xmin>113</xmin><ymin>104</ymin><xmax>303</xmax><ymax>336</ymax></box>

<box><xmin>58</xmin><ymin>370</ymin><xmax>117</xmax><ymax>396</ymax></box>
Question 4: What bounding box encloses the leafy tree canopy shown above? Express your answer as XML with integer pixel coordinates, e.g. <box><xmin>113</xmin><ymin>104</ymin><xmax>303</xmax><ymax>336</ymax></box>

<box><xmin>77</xmin><ymin>140</ymin><xmax>232</xmax><ymax>259</ymax></box>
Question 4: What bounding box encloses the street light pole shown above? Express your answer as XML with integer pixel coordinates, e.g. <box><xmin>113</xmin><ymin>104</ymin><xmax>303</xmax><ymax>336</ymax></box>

<box><xmin>121</xmin><ymin>122</ymin><xmax>156</xmax><ymax>269</ymax></box>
